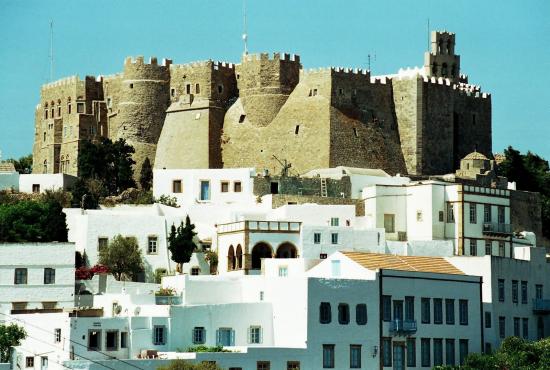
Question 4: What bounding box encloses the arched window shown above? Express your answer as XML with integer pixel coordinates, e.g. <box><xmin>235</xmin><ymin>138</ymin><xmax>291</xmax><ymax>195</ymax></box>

<box><xmin>438</xmin><ymin>39</ymin><xmax>443</xmax><ymax>53</ymax></box>
<box><xmin>43</xmin><ymin>160</ymin><xmax>48</xmax><ymax>174</ymax></box>
<box><xmin>432</xmin><ymin>62</ymin><xmax>438</xmax><ymax>75</ymax></box>
<box><xmin>251</xmin><ymin>243</ymin><xmax>272</xmax><ymax>269</ymax></box>
<box><xmin>276</xmin><ymin>243</ymin><xmax>298</xmax><ymax>258</ymax></box>
<box><xmin>227</xmin><ymin>245</ymin><xmax>235</xmax><ymax>271</ymax></box>
<box><xmin>195</xmin><ymin>83</ymin><xmax>200</xmax><ymax>94</ymax></box>
<box><xmin>236</xmin><ymin>245</ymin><xmax>243</xmax><ymax>269</ymax></box>
<box><xmin>67</xmin><ymin>97</ymin><xmax>72</xmax><ymax>114</ymax></box>
<box><xmin>441</xmin><ymin>63</ymin><xmax>448</xmax><ymax>77</ymax></box>
<box><xmin>446</xmin><ymin>39</ymin><xmax>452</xmax><ymax>54</ymax></box>
<box><xmin>451</xmin><ymin>64</ymin><xmax>457</xmax><ymax>78</ymax></box>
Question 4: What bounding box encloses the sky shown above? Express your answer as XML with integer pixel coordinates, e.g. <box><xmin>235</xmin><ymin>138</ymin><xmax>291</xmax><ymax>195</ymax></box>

<box><xmin>0</xmin><ymin>0</ymin><xmax>549</xmax><ymax>160</ymax></box>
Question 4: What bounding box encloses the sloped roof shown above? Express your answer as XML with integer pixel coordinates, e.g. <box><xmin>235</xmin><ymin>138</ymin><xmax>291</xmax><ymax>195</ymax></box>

<box><xmin>0</xmin><ymin>162</ymin><xmax>16</xmax><ymax>173</ymax></box>
<box><xmin>463</xmin><ymin>151</ymin><xmax>488</xmax><ymax>160</ymax></box>
<box><xmin>342</xmin><ymin>251</ymin><xmax>464</xmax><ymax>275</ymax></box>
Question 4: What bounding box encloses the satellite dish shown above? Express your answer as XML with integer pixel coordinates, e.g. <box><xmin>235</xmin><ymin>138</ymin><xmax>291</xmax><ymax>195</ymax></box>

<box><xmin>134</xmin><ymin>306</ymin><xmax>141</xmax><ymax>316</ymax></box>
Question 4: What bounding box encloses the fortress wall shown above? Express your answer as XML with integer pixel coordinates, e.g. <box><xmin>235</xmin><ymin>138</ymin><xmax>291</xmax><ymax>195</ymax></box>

<box><xmin>102</xmin><ymin>74</ymin><xmax>124</xmax><ymax>138</ymax></box>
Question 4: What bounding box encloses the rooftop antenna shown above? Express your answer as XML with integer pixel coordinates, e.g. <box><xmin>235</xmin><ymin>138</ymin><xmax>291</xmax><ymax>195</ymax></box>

<box><xmin>367</xmin><ymin>53</ymin><xmax>376</xmax><ymax>73</ymax></box>
<box><xmin>242</xmin><ymin>0</ymin><xmax>248</xmax><ymax>55</ymax></box>
<box><xmin>427</xmin><ymin>18</ymin><xmax>430</xmax><ymax>50</ymax></box>
<box><xmin>49</xmin><ymin>20</ymin><xmax>54</xmax><ymax>81</ymax></box>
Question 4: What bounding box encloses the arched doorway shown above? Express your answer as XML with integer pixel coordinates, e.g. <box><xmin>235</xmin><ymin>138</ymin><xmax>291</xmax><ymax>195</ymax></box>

<box><xmin>236</xmin><ymin>245</ymin><xmax>243</xmax><ymax>269</ymax></box>
<box><xmin>227</xmin><ymin>245</ymin><xmax>235</xmax><ymax>271</ymax></box>
<box><xmin>251</xmin><ymin>242</ymin><xmax>273</xmax><ymax>269</ymax></box>
<box><xmin>276</xmin><ymin>242</ymin><xmax>298</xmax><ymax>258</ymax></box>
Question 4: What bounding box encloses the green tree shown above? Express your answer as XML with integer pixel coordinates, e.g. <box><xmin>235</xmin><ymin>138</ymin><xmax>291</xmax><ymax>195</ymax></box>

<box><xmin>498</xmin><ymin>146</ymin><xmax>550</xmax><ymax>239</ymax></box>
<box><xmin>140</xmin><ymin>157</ymin><xmax>153</xmax><ymax>191</ymax></box>
<box><xmin>168</xmin><ymin>216</ymin><xmax>197</xmax><ymax>272</ymax></box>
<box><xmin>157</xmin><ymin>360</ymin><xmax>221</xmax><ymax>370</ymax></box>
<box><xmin>0</xmin><ymin>323</ymin><xmax>26</xmax><ymax>362</ymax></box>
<box><xmin>7</xmin><ymin>154</ymin><xmax>33</xmax><ymax>174</ymax></box>
<box><xmin>98</xmin><ymin>235</ymin><xmax>144</xmax><ymax>281</ymax></box>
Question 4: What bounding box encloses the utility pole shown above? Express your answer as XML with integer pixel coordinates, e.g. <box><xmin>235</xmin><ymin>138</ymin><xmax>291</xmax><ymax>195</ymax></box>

<box><xmin>49</xmin><ymin>20</ymin><xmax>54</xmax><ymax>81</ymax></box>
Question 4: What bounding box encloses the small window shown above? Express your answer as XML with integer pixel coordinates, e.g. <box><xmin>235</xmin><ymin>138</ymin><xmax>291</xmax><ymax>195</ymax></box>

<box><xmin>323</xmin><ymin>344</ymin><xmax>335</xmax><ymax>368</ymax></box>
<box><xmin>447</xmin><ymin>203</ymin><xmax>455</xmax><ymax>223</ymax></box>
<box><xmin>54</xmin><ymin>328</ymin><xmax>62</xmax><ymax>343</ymax></box>
<box><xmin>382</xmin><ymin>295</ymin><xmax>392</xmax><ymax>321</ymax></box>
<box><xmin>499</xmin><ymin>316</ymin><xmax>505</xmax><ymax>338</ymax></box>
<box><xmin>313</xmin><ymin>233</ymin><xmax>321</xmax><ymax>244</ymax></box>
<box><xmin>26</xmin><ymin>357</ymin><xmax>34</xmax><ymax>368</ymax></box>
<box><xmin>218</xmin><ymin>85</ymin><xmax>223</xmax><ymax>94</ymax></box>
<box><xmin>88</xmin><ymin>330</ymin><xmax>101</xmax><ymax>350</ymax></box>
<box><xmin>407</xmin><ymin>338</ymin><xmax>416</xmax><ymax>367</ymax></box>
<box><xmin>270</xmin><ymin>182</ymin><xmax>279</xmax><ymax>194</ymax></box>
<box><xmin>98</xmin><ymin>237</ymin><xmax>108</xmax><ymax>252</ymax></box>
<box><xmin>44</xmin><ymin>109</ymin><xmax>48</xmax><ymax>119</ymax></box>
<box><xmin>44</xmin><ymin>268</ymin><xmax>55</xmax><ymax>284</ymax></box>
<box><xmin>484</xmin><ymin>311</ymin><xmax>491</xmax><ymax>328</ymax></box>
<box><xmin>439</xmin><ymin>210</ymin><xmax>444</xmax><ymax>222</ymax></box>
<box><xmin>382</xmin><ymin>338</ymin><xmax>392</xmax><ymax>366</ymax></box>
<box><xmin>239</xmin><ymin>114</ymin><xmax>246</xmax><ymax>123</ymax></box>
<box><xmin>331</xmin><ymin>233</ymin><xmax>338</xmax><ymax>244</ymax></box>
<box><xmin>421</xmin><ymin>298</ymin><xmax>431</xmax><ymax>324</ymax></box>
<box><xmin>153</xmin><ymin>325</ymin><xmax>166</xmax><ymax>345</ymax></box>
<box><xmin>221</xmin><ymin>181</ymin><xmax>229</xmax><ymax>193</ymax></box>
<box><xmin>313</xmin><ymin>88</ymin><xmax>318</xmax><ymax>96</ymax></box>
<box><xmin>191</xmin><ymin>267</ymin><xmax>200</xmax><ymax>275</ymax></box>
<box><xmin>105</xmin><ymin>330</ymin><xmax>118</xmax><ymax>351</ymax></box>
<box><xmin>320</xmin><ymin>253</ymin><xmax>327</xmax><ymax>259</ymax></box>
<box><xmin>43</xmin><ymin>131</ymin><xmax>47</xmax><ymax>141</ymax></box>
<box><xmin>14</xmin><ymin>268</ymin><xmax>27</xmax><ymax>285</ymax></box>
<box><xmin>77</xmin><ymin>102</ymin><xmax>85</xmax><ymax>113</ymax></box>
<box><xmin>148</xmin><ymin>236</ymin><xmax>158</xmax><ymax>254</ymax></box>
<box><xmin>498</xmin><ymin>279</ymin><xmax>505</xmax><ymax>301</ymax></box>
<box><xmin>459</xmin><ymin>299</ymin><xmax>468</xmax><ymax>325</ymax></box>
<box><xmin>338</xmin><ymin>303</ymin><xmax>350</xmax><ymax>324</ymax></box>
<box><xmin>121</xmin><ymin>332</ymin><xmax>128</xmax><ymax>348</ymax></box>
<box><xmin>417</xmin><ymin>210</ymin><xmax>423</xmax><ymax>222</ymax></box>
<box><xmin>485</xmin><ymin>240</ymin><xmax>492</xmax><ymax>255</ymax></box>
<box><xmin>470</xmin><ymin>203</ymin><xmax>477</xmax><ymax>224</ymax></box>
<box><xmin>32</xmin><ymin>184</ymin><xmax>40</xmax><ymax>193</ymax></box>
<box><xmin>433</xmin><ymin>298</ymin><xmax>443</xmax><ymax>324</ymax></box>
<box><xmin>353</xmin><ymin>128</ymin><xmax>358</xmax><ymax>137</ymax></box>
<box><xmin>512</xmin><ymin>280</ymin><xmax>519</xmax><ymax>303</ymax></box>
<box><xmin>129</xmin><ymin>83</ymin><xmax>134</xmax><ymax>89</ymax></box>
<box><xmin>330</xmin><ymin>217</ymin><xmax>339</xmax><ymax>227</ymax></box>
<box><xmin>200</xmin><ymin>180</ymin><xmax>210</xmax><ymax>201</ymax></box>
<box><xmin>68</xmin><ymin>103</ymin><xmax>72</xmax><ymax>114</ymax></box>
<box><xmin>484</xmin><ymin>204</ymin><xmax>491</xmax><ymax>223</ymax></box>
<box><xmin>319</xmin><ymin>302</ymin><xmax>331</xmax><ymax>324</ymax></box>
<box><xmin>338</xmin><ymin>88</ymin><xmax>344</xmax><ymax>95</ymax></box>
<box><xmin>287</xmin><ymin>362</ymin><xmax>300</xmax><ymax>370</ymax></box>
<box><xmin>249</xmin><ymin>326</ymin><xmax>262</xmax><ymax>344</ymax></box>
<box><xmin>57</xmin><ymin>106</ymin><xmax>61</xmax><ymax>117</ymax></box>
<box><xmin>195</xmin><ymin>83</ymin><xmax>200</xmax><ymax>94</ymax></box>
<box><xmin>257</xmin><ymin>361</ymin><xmax>270</xmax><ymax>370</ymax></box>
<box><xmin>186</xmin><ymin>84</ymin><xmax>191</xmax><ymax>94</ymax></box>
<box><xmin>356</xmin><ymin>304</ymin><xmax>367</xmax><ymax>325</ymax></box>
<box><xmin>170</xmin><ymin>88</ymin><xmax>176</xmax><ymax>97</ymax></box>
<box><xmin>42</xmin><ymin>301</ymin><xmax>57</xmax><ymax>309</ymax></box>
<box><xmin>295</xmin><ymin>125</ymin><xmax>300</xmax><ymax>134</ymax></box>
<box><xmin>233</xmin><ymin>181</ymin><xmax>242</xmax><ymax>192</ymax></box>
<box><xmin>350</xmin><ymin>344</ymin><xmax>361</xmax><ymax>368</ymax></box>
<box><xmin>384</xmin><ymin>214</ymin><xmax>395</xmax><ymax>233</ymax></box>
<box><xmin>193</xmin><ymin>327</ymin><xmax>206</xmax><ymax>344</ymax></box>
<box><xmin>278</xmin><ymin>266</ymin><xmax>288</xmax><ymax>277</ymax></box>
<box><xmin>172</xmin><ymin>180</ymin><xmax>182</xmax><ymax>193</ymax></box>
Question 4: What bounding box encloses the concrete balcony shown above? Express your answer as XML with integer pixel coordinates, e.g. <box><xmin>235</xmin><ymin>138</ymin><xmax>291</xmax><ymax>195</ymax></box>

<box><xmin>533</xmin><ymin>298</ymin><xmax>550</xmax><ymax>314</ymax></box>
<box><xmin>155</xmin><ymin>295</ymin><xmax>182</xmax><ymax>305</ymax></box>
<box><xmin>482</xmin><ymin>222</ymin><xmax>512</xmax><ymax>235</ymax></box>
<box><xmin>389</xmin><ymin>319</ymin><xmax>417</xmax><ymax>335</ymax></box>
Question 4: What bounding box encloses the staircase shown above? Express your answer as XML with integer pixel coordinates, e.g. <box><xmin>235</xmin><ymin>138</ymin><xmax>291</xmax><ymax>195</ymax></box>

<box><xmin>320</xmin><ymin>178</ymin><xmax>328</xmax><ymax>197</ymax></box>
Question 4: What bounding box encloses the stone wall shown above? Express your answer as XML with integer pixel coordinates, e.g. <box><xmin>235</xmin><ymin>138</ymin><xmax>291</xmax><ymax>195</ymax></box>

<box><xmin>510</xmin><ymin>190</ymin><xmax>546</xmax><ymax>246</ymax></box>
<box><xmin>253</xmin><ymin>175</ymin><xmax>351</xmax><ymax>198</ymax></box>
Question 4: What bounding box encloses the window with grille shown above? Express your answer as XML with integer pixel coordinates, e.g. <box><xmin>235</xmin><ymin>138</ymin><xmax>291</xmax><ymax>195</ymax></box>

<box><xmin>14</xmin><ymin>268</ymin><xmax>27</xmax><ymax>285</ymax></box>
<box><xmin>153</xmin><ymin>325</ymin><xmax>166</xmax><ymax>345</ymax></box>
<box><xmin>249</xmin><ymin>326</ymin><xmax>262</xmax><ymax>344</ymax></box>
<box><xmin>44</xmin><ymin>268</ymin><xmax>55</xmax><ymax>284</ymax></box>
<box><xmin>148</xmin><ymin>236</ymin><xmax>158</xmax><ymax>254</ymax></box>
<box><xmin>356</xmin><ymin>304</ymin><xmax>367</xmax><ymax>325</ymax></box>
<box><xmin>193</xmin><ymin>327</ymin><xmax>205</xmax><ymax>344</ymax></box>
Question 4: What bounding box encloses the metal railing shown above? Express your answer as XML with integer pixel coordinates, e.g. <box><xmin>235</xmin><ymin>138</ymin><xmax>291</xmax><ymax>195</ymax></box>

<box><xmin>155</xmin><ymin>296</ymin><xmax>182</xmax><ymax>305</ymax></box>
<box><xmin>482</xmin><ymin>223</ymin><xmax>512</xmax><ymax>234</ymax></box>
<box><xmin>389</xmin><ymin>319</ymin><xmax>417</xmax><ymax>334</ymax></box>
<box><xmin>217</xmin><ymin>220</ymin><xmax>301</xmax><ymax>234</ymax></box>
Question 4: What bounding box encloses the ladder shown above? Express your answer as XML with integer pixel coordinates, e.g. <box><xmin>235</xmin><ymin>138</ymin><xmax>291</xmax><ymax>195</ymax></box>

<box><xmin>320</xmin><ymin>178</ymin><xmax>328</xmax><ymax>197</ymax></box>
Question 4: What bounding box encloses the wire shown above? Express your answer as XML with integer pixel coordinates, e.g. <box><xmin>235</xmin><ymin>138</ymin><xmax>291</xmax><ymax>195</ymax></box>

<box><xmin>0</xmin><ymin>311</ymin><xmax>146</xmax><ymax>370</ymax></box>
<box><xmin>16</xmin><ymin>345</ymin><xmax>73</xmax><ymax>370</ymax></box>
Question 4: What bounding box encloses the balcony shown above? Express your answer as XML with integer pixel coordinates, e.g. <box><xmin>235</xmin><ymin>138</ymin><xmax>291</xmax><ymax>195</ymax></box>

<box><xmin>482</xmin><ymin>223</ymin><xmax>512</xmax><ymax>235</ymax></box>
<box><xmin>155</xmin><ymin>296</ymin><xmax>182</xmax><ymax>305</ymax></box>
<box><xmin>389</xmin><ymin>319</ymin><xmax>417</xmax><ymax>335</ymax></box>
<box><xmin>533</xmin><ymin>298</ymin><xmax>550</xmax><ymax>314</ymax></box>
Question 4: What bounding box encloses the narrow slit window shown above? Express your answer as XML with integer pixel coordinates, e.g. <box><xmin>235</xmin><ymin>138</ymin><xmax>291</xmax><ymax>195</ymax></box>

<box><xmin>239</xmin><ymin>114</ymin><xmax>246</xmax><ymax>123</ymax></box>
<box><xmin>295</xmin><ymin>125</ymin><xmax>300</xmax><ymax>135</ymax></box>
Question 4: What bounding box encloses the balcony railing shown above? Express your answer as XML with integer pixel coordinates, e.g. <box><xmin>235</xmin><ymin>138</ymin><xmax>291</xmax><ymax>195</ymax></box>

<box><xmin>482</xmin><ymin>223</ymin><xmax>512</xmax><ymax>235</ymax></box>
<box><xmin>389</xmin><ymin>319</ymin><xmax>417</xmax><ymax>335</ymax></box>
<box><xmin>155</xmin><ymin>296</ymin><xmax>182</xmax><ymax>305</ymax></box>
<box><xmin>533</xmin><ymin>298</ymin><xmax>550</xmax><ymax>314</ymax></box>
<box><xmin>217</xmin><ymin>220</ymin><xmax>301</xmax><ymax>234</ymax></box>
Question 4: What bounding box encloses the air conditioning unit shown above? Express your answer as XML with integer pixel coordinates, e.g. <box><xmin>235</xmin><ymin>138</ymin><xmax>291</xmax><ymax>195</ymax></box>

<box><xmin>397</xmin><ymin>231</ymin><xmax>407</xmax><ymax>241</ymax></box>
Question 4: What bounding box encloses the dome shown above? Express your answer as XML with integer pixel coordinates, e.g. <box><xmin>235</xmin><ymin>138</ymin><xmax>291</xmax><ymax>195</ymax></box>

<box><xmin>463</xmin><ymin>151</ymin><xmax>488</xmax><ymax>160</ymax></box>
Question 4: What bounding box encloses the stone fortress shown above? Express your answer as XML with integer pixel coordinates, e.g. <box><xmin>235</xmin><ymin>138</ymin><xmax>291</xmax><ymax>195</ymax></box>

<box><xmin>32</xmin><ymin>31</ymin><xmax>491</xmax><ymax>178</ymax></box>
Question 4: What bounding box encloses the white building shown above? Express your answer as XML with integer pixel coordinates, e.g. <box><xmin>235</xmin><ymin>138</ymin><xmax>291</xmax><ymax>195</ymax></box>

<box><xmin>0</xmin><ymin>162</ymin><xmax>19</xmax><ymax>191</ymax></box>
<box><xmin>0</xmin><ymin>243</ymin><xmax>75</xmax><ymax>315</ymax></box>
<box><xmin>19</xmin><ymin>173</ymin><xmax>77</xmax><ymax>193</ymax></box>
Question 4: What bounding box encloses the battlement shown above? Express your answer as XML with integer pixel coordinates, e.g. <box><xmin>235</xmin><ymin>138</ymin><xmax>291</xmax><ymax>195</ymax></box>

<box><xmin>41</xmin><ymin>75</ymin><xmax>82</xmax><ymax>90</ymax></box>
<box><xmin>304</xmin><ymin>66</ymin><xmax>369</xmax><ymax>76</ymax></box>
<box><xmin>170</xmin><ymin>60</ymin><xmax>235</xmax><ymax>71</ymax></box>
<box><xmin>243</xmin><ymin>52</ymin><xmax>300</xmax><ymax>63</ymax></box>
<box><xmin>124</xmin><ymin>56</ymin><xmax>172</xmax><ymax>67</ymax></box>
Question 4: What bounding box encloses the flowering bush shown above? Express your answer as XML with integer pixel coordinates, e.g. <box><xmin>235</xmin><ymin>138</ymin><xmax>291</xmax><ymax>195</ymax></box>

<box><xmin>75</xmin><ymin>264</ymin><xmax>109</xmax><ymax>280</ymax></box>
<box><xmin>155</xmin><ymin>287</ymin><xmax>176</xmax><ymax>296</ymax></box>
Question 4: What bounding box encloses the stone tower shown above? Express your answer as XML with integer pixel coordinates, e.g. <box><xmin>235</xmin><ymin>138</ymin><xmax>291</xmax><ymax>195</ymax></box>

<box><xmin>116</xmin><ymin>56</ymin><xmax>171</xmax><ymax>174</ymax></box>
<box><xmin>424</xmin><ymin>31</ymin><xmax>460</xmax><ymax>82</ymax></box>
<box><xmin>236</xmin><ymin>52</ymin><xmax>301</xmax><ymax>126</ymax></box>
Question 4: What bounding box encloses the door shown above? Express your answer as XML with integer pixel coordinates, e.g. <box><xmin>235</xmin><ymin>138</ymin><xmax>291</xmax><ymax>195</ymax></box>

<box><xmin>393</xmin><ymin>344</ymin><xmax>405</xmax><ymax>370</ymax></box>
<box><xmin>393</xmin><ymin>300</ymin><xmax>404</xmax><ymax>321</ymax></box>
<box><xmin>41</xmin><ymin>356</ymin><xmax>48</xmax><ymax>370</ymax></box>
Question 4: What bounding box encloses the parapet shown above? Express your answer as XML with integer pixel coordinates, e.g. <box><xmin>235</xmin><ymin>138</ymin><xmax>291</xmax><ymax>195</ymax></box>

<box><xmin>41</xmin><ymin>75</ymin><xmax>81</xmax><ymax>91</ymax></box>
<box><xmin>242</xmin><ymin>52</ymin><xmax>300</xmax><ymax>64</ymax></box>
<box><xmin>304</xmin><ymin>66</ymin><xmax>369</xmax><ymax>76</ymax></box>
<box><xmin>170</xmin><ymin>59</ymin><xmax>235</xmax><ymax>71</ymax></box>
<box><xmin>124</xmin><ymin>56</ymin><xmax>172</xmax><ymax>67</ymax></box>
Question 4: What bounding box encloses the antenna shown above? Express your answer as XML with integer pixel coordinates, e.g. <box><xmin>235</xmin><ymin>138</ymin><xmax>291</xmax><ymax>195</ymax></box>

<box><xmin>427</xmin><ymin>18</ymin><xmax>430</xmax><ymax>51</ymax></box>
<box><xmin>242</xmin><ymin>0</ymin><xmax>248</xmax><ymax>55</ymax></box>
<box><xmin>49</xmin><ymin>20</ymin><xmax>54</xmax><ymax>81</ymax></box>
<box><xmin>367</xmin><ymin>53</ymin><xmax>376</xmax><ymax>73</ymax></box>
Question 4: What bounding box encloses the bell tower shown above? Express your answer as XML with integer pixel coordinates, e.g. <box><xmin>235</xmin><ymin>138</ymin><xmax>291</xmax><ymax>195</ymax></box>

<box><xmin>424</xmin><ymin>31</ymin><xmax>461</xmax><ymax>82</ymax></box>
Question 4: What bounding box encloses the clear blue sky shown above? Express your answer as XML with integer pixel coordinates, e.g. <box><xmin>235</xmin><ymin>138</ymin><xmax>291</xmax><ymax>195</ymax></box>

<box><xmin>0</xmin><ymin>0</ymin><xmax>549</xmax><ymax>160</ymax></box>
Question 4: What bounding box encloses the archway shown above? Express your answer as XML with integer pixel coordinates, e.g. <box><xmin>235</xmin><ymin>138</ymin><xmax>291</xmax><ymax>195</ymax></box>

<box><xmin>236</xmin><ymin>245</ymin><xmax>243</xmax><ymax>269</ymax></box>
<box><xmin>227</xmin><ymin>245</ymin><xmax>235</xmax><ymax>271</ymax></box>
<box><xmin>251</xmin><ymin>242</ymin><xmax>273</xmax><ymax>269</ymax></box>
<box><xmin>276</xmin><ymin>242</ymin><xmax>298</xmax><ymax>258</ymax></box>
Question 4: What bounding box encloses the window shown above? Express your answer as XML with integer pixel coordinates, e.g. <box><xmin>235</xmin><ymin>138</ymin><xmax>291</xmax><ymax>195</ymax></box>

<box><xmin>382</xmin><ymin>295</ymin><xmax>392</xmax><ymax>322</ymax></box>
<box><xmin>249</xmin><ymin>326</ymin><xmax>262</xmax><ymax>344</ymax></box>
<box><xmin>421</xmin><ymin>298</ymin><xmax>431</xmax><ymax>323</ymax></box>
<box><xmin>68</xmin><ymin>102</ymin><xmax>72</xmax><ymax>114</ymax></box>
<box><xmin>439</xmin><ymin>210</ymin><xmax>444</xmax><ymax>222</ymax></box>
<box><xmin>498</xmin><ymin>279</ymin><xmax>505</xmax><ymax>301</ymax></box>
<box><xmin>353</xmin><ymin>127</ymin><xmax>358</xmax><ymax>137</ymax></box>
<box><xmin>221</xmin><ymin>181</ymin><xmax>229</xmax><ymax>192</ymax></box>
<box><xmin>45</xmin><ymin>109</ymin><xmax>48</xmax><ymax>119</ymax></box>
<box><xmin>193</xmin><ymin>327</ymin><xmax>205</xmax><ymax>344</ymax></box>
<box><xmin>406</xmin><ymin>338</ymin><xmax>416</xmax><ymax>366</ymax></box>
<box><xmin>485</xmin><ymin>311</ymin><xmax>492</xmax><ymax>328</ymax></box>
<box><xmin>393</xmin><ymin>300</ymin><xmax>403</xmax><ymax>320</ymax></box>
<box><xmin>522</xmin><ymin>318</ymin><xmax>529</xmax><ymax>339</ymax></box>
<box><xmin>239</xmin><ymin>114</ymin><xmax>246</xmax><ymax>123</ymax></box>
<box><xmin>44</xmin><ymin>268</ymin><xmax>55</xmax><ymax>284</ymax></box>
<box><xmin>106</xmin><ymin>330</ymin><xmax>118</xmax><ymax>351</ymax></box>
<box><xmin>195</xmin><ymin>83</ymin><xmax>200</xmax><ymax>94</ymax></box>
<box><xmin>512</xmin><ymin>280</ymin><xmax>518</xmax><ymax>303</ymax></box>
<box><xmin>498</xmin><ymin>206</ymin><xmax>505</xmax><ymax>224</ymax></box>
<box><xmin>447</xmin><ymin>203</ymin><xmax>455</xmax><ymax>223</ymax></box>
<box><xmin>323</xmin><ymin>344</ymin><xmax>335</xmax><ymax>368</ymax></box>
<box><xmin>320</xmin><ymin>302</ymin><xmax>332</xmax><ymax>324</ymax></box>
<box><xmin>514</xmin><ymin>317</ymin><xmax>520</xmax><ymax>337</ymax></box>
<box><xmin>469</xmin><ymin>239</ymin><xmax>477</xmax><ymax>256</ymax></box>
<box><xmin>416</xmin><ymin>210</ymin><xmax>423</xmax><ymax>222</ymax></box>
<box><xmin>350</xmin><ymin>344</ymin><xmax>361</xmax><ymax>368</ymax></box>
<box><xmin>216</xmin><ymin>327</ymin><xmax>234</xmax><ymax>346</ymax></box>
<box><xmin>54</xmin><ymin>328</ymin><xmax>61</xmax><ymax>343</ymax></box>
<box><xmin>121</xmin><ymin>332</ymin><xmax>128</xmax><ymax>348</ymax></box>
<box><xmin>313</xmin><ymin>233</ymin><xmax>321</xmax><ymax>244</ymax></box>
<box><xmin>191</xmin><ymin>267</ymin><xmax>200</xmax><ymax>275</ymax></box>
<box><xmin>405</xmin><ymin>296</ymin><xmax>414</xmax><ymax>321</ymax></box>
<box><xmin>14</xmin><ymin>268</ymin><xmax>27</xmax><ymax>285</ymax></box>
<box><xmin>26</xmin><ymin>357</ymin><xmax>34</xmax><ymax>368</ymax></box>
<box><xmin>331</xmin><ymin>233</ymin><xmax>338</xmax><ymax>244</ymax></box>
<box><xmin>499</xmin><ymin>316</ymin><xmax>505</xmax><ymax>338</ymax></box>
<box><xmin>485</xmin><ymin>342</ymin><xmax>492</xmax><ymax>354</ymax></box>
<box><xmin>356</xmin><ymin>304</ymin><xmax>367</xmax><ymax>325</ymax></box>
<box><xmin>88</xmin><ymin>330</ymin><xmax>101</xmax><ymax>350</ymax></box>
<box><xmin>434</xmin><ymin>298</ymin><xmax>443</xmax><ymax>324</ymax></box>
<box><xmin>536</xmin><ymin>284</ymin><xmax>543</xmax><ymax>299</ymax></box>
<box><xmin>499</xmin><ymin>241</ymin><xmax>505</xmax><ymax>256</ymax></box>
<box><xmin>217</xmin><ymin>85</ymin><xmax>223</xmax><ymax>94</ymax></box>
<box><xmin>382</xmin><ymin>338</ymin><xmax>392</xmax><ymax>366</ymax></box>
<box><xmin>330</xmin><ymin>217</ymin><xmax>339</xmax><ymax>226</ymax></box>
<box><xmin>433</xmin><ymin>338</ymin><xmax>443</xmax><ymax>366</ymax></box>
<box><xmin>153</xmin><ymin>325</ymin><xmax>166</xmax><ymax>345</ymax></box>
<box><xmin>32</xmin><ymin>184</ymin><xmax>40</xmax><ymax>193</ymax></box>
<box><xmin>470</xmin><ymin>203</ymin><xmax>477</xmax><ymax>223</ymax></box>
<box><xmin>12</xmin><ymin>302</ymin><xmax>27</xmax><ymax>310</ymax></box>
<box><xmin>383</xmin><ymin>214</ymin><xmax>395</xmax><ymax>233</ymax></box>
<box><xmin>186</xmin><ymin>84</ymin><xmax>191</xmax><ymax>94</ymax></box>
<box><xmin>98</xmin><ymin>237</ymin><xmax>108</xmax><ymax>251</ymax></box>
<box><xmin>172</xmin><ymin>180</ymin><xmax>182</xmax><ymax>193</ymax></box>
<box><xmin>419</xmin><ymin>338</ymin><xmax>431</xmax><ymax>367</ymax></box>
<box><xmin>484</xmin><ymin>204</ymin><xmax>491</xmax><ymax>223</ymax></box>
<box><xmin>295</xmin><ymin>125</ymin><xmax>300</xmax><ymax>134</ymax></box>
<box><xmin>278</xmin><ymin>266</ymin><xmax>288</xmax><ymax>277</ymax></box>
<box><xmin>485</xmin><ymin>240</ymin><xmax>492</xmax><ymax>255</ymax></box>
<box><xmin>521</xmin><ymin>281</ymin><xmax>528</xmax><ymax>304</ymax></box>
<box><xmin>200</xmin><ymin>180</ymin><xmax>211</xmax><ymax>200</ymax></box>
<box><xmin>459</xmin><ymin>300</ymin><xmax>468</xmax><ymax>325</ymax></box>
<box><xmin>459</xmin><ymin>339</ymin><xmax>468</xmax><ymax>365</ymax></box>
<box><xmin>287</xmin><ymin>362</ymin><xmax>300</xmax><ymax>370</ymax></box>
<box><xmin>42</xmin><ymin>301</ymin><xmax>57</xmax><ymax>309</ymax></box>
<box><xmin>446</xmin><ymin>299</ymin><xmax>455</xmax><ymax>325</ymax></box>
<box><xmin>257</xmin><ymin>362</ymin><xmax>270</xmax><ymax>370</ymax></box>
<box><xmin>338</xmin><ymin>303</ymin><xmax>350</xmax><ymax>325</ymax></box>
<box><xmin>148</xmin><ymin>236</ymin><xmax>158</xmax><ymax>254</ymax></box>
<box><xmin>77</xmin><ymin>102</ymin><xmax>85</xmax><ymax>113</ymax></box>
<box><xmin>40</xmin><ymin>357</ymin><xmax>48</xmax><ymax>369</ymax></box>
<box><xmin>233</xmin><ymin>181</ymin><xmax>242</xmax><ymax>192</ymax></box>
